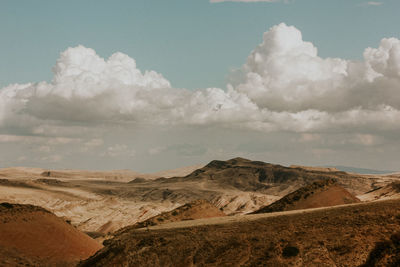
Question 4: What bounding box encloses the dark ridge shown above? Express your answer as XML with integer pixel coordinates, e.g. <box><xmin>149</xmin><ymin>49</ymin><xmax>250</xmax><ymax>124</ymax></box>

<box><xmin>35</xmin><ymin>178</ymin><xmax>66</xmax><ymax>186</ymax></box>
<box><xmin>251</xmin><ymin>178</ymin><xmax>360</xmax><ymax>214</ymax></box>
<box><xmin>128</xmin><ymin>177</ymin><xmax>147</xmax><ymax>183</ymax></box>
<box><xmin>226</xmin><ymin>157</ymin><xmax>252</xmax><ymax>164</ymax></box>
<box><xmin>160</xmin><ymin>157</ymin><xmax>371</xmax><ymax>194</ymax></box>
<box><xmin>41</xmin><ymin>171</ymin><xmax>52</xmax><ymax>177</ymax></box>
<box><xmin>155</xmin><ymin>177</ymin><xmax>168</xmax><ymax>182</ymax></box>
<box><xmin>390</xmin><ymin>182</ymin><xmax>400</xmax><ymax>192</ymax></box>
<box><xmin>204</xmin><ymin>160</ymin><xmax>229</xmax><ymax>169</ymax></box>
<box><xmin>0</xmin><ymin>202</ymin><xmax>51</xmax><ymax>214</ymax></box>
<box><xmin>0</xmin><ymin>178</ymin><xmax>38</xmax><ymax>189</ymax></box>
<box><xmin>0</xmin><ymin>202</ymin><xmax>13</xmax><ymax>209</ymax></box>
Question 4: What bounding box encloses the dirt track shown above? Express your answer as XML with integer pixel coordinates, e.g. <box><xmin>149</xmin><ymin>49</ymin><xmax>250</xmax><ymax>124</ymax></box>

<box><xmin>81</xmin><ymin>198</ymin><xmax>400</xmax><ymax>267</ymax></box>
<box><xmin>137</xmin><ymin>198</ymin><xmax>394</xmax><ymax>231</ymax></box>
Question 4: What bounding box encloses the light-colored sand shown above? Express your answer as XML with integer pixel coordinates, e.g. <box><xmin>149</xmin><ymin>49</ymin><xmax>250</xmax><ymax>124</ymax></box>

<box><xmin>0</xmin><ymin>184</ymin><xmax>180</xmax><ymax>233</ymax></box>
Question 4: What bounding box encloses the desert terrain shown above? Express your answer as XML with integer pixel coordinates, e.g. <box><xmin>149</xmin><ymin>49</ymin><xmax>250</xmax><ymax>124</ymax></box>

<box><xmin>1</xmin><ymin>158</ymin><xmax>397</xmax><ymax>234</ymax></box>
<box><xmin>1</xmin><ymin>157</ymin><xmax>400</xmax><ymax>266</ymax></box>
<box><xmin>81</xmin><ymin>199</ymin><xmax>400</xmax><ymax>267</ymax></box>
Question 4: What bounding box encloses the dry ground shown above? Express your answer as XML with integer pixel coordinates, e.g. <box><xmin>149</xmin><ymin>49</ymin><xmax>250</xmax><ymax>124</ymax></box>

<box><xmin>81</xmin><ymin>199</ymin><xmax>400</xmax><ymax>267</ymax></box>
<box><xmin>0</xmin><ymin>203</ymin><xmax>102</xmax><ymax>267</ymax></box>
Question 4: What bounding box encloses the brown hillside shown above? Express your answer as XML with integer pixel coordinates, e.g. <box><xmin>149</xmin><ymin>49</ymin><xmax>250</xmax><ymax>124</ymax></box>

<box><xmin>0</xmin><ymin>203</ymin><xmax>102</xmax><ymax>266</ymax></box>
<box><xmin>117</xmin><ymin>199</ymin><xmax>225</xmax><ymax>233</ymax></box>
<box><xmin>252</xmin><ymin>179</ymin><xmax>360</xmax><ymax>214</ymax></box>
<box><xmin>361</xmin><ymin>232</ymin><xmax>400</xmax><ymax>267</ymax></box>
<box><xmin>79</xmin><ymin>199</ymin><xmax>400</xmax><ymax>267</ymax></box>
<box><xmin>93</xmin><ymin>200</ymin><xmax>225</xmax><ymax>237</ymax></box>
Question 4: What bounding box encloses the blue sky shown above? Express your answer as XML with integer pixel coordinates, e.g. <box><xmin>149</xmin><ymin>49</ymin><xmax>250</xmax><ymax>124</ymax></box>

<box><xmin>1</xmin><ymin>0</ymin><xmax>399</xmax><ymax>90</ymax></box>
<box><xmin>1</xmin><ymin>0</ymin><xmax>400</xmax><ymax>171</ymax></box>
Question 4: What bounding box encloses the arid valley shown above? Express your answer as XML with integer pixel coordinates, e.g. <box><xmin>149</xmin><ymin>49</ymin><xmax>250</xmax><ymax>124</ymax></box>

<box><xmin>2</xmin><ymin>1</ymin><xmax>400</xmax><ymax>266</ymax></box>
<box><xmin>1</xmin><ymin>158</ymin><xmax>400</xmax><ymax>266</ymax></box>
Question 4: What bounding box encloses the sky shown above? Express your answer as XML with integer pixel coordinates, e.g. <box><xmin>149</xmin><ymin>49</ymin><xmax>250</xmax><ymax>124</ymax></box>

<box><xmin>1</xmin><ymin>0</ymin><xmax>400</xmax><ymax>172</ymax></box>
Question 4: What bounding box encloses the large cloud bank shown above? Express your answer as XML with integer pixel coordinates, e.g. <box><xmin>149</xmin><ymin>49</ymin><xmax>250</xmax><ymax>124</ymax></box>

<box><xmin>2</xmin><ymin>23</ymin><xmax>400</xmax><ymax>170</ymax></box>
<box><xmin>0</xmin><ymin>23</ymin><xmax>400</xmax><ymax>136</ymax></box>
<box><xmin>234</xmin><ymin>23</ymin><xmax>400</xmax><ymax>132</ymax></box>
<box><xmin>2</xmin><ymin>23</ymin><xmax>400</xmax><ymax>136</ymax></box>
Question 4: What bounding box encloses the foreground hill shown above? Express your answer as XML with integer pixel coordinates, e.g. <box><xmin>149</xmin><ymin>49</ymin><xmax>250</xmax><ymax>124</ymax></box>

<box><xmin>80</xmin><ymin>199</ymin><xmax>400</xmax><ymax>267</ymax></box>
<box><xmin>0</xmin><ymin>203</ymin><xmax>102</xmax><ymax>266</ymax></box>
<box><xmin>252</xmin><ymin>179</ymin><xmax>360</xmax><ymax>214</ymax></box>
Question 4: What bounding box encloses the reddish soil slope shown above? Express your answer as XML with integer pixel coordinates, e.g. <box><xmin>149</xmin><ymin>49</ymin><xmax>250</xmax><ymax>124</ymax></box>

<box><xmin>0</xmin><ymin>203</ymin><xmax>102</xmax><ymax>266</ymax></box>
<box><xmin>117</xmin><ymin>199</ymin><xmax>225</xmax><ymax>233</ymax></box>
<box><xmin>253</xmin><ymin>179</ymin><xmax>360</xmax><ymax>214</ymax></box>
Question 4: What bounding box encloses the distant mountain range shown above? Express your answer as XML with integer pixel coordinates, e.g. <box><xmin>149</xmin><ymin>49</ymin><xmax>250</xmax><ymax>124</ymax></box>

<box><xmin>327</xmin><ymin>166</ymin><xmax>395</xmax><ymax>175</ymax></box>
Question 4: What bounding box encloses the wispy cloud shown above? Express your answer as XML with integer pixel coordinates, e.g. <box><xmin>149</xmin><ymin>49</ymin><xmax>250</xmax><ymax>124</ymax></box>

<box><xmin>360</xmin><ymin>1</ymin><xmax>383</xmax><ymax>6</ymax></box>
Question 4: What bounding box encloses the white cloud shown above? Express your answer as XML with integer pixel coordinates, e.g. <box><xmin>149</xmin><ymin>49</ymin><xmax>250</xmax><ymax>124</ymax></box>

<box><xmin>2</xmin><ymin>23</ymin><xmax>400</xmax><ymax>170</ymax></box>
<box><xmin>2</xmin><ymin>24</ymin><xmax>400</xmax><ymax>136</ymax></box>
<box><xmin>231</xmin><ymin>23</ymin><xmax>400</xmax><ymax>133</ymax></box>
<box><xmin>365</xmin><ymin>1</ymin><xmax>383</xmax><ymax>6</ymax></box>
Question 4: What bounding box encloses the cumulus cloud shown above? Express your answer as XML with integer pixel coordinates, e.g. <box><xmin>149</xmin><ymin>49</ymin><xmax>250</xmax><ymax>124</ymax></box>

<box><xmin>2</xmin><ymin>22</ymin><xmax>400</xmax><ymax>170</ymax></box>
<box><xmin>231</xmin><ymin>23</ymin><xmax>400</xmax><ymax>133</ymax></box>
<box><xmin>0</xmin><ymin>46</ymin><xmax>259</xmax><ymax>135</ymax></box>
<box><xmin>2</xmin><ymin>24</ymin><xmax>400</xmax><ymax>136</ymax></box>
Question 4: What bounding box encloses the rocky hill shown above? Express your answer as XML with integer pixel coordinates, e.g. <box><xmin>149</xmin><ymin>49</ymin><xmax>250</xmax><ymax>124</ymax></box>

<box><xmin>166</xmin><ymin>157</ymin><xmax>385</xmax><ymax>197</ymax></box>
<box><xmin>126</xmin><ymin>199</ymin><xmax>224</xmax><ymax>229</ymax></box>
<box><xmin>252</xmin><ymin>179</ymin><xmax>360</xmax><ymax>214</ymax></box>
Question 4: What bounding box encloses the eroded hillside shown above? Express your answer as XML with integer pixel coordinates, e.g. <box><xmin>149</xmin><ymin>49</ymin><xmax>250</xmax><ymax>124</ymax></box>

<box><xmin>253</xmin><ymin>179</ymin><xmax>360</xmax><ymax>214</ymax></box>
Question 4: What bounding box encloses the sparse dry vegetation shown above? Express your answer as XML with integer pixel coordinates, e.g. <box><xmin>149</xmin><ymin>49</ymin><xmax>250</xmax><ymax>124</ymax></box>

<box><xmin>80</xmin><ymin>199</ymin><xmax>400</xmax><ymax>267</ymax></box>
